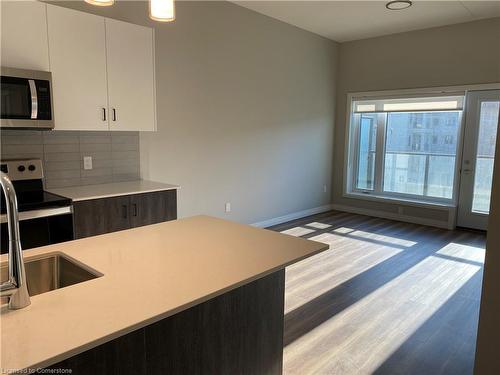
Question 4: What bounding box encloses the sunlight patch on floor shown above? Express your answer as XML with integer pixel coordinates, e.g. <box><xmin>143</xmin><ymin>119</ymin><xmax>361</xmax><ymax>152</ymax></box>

<box><xmin>280</xmin><ymin>226</ymin><xmax>316</xmax><ymax>237</ymax></box>
<box><xmin>332</xmin><ymin>227</ymin><xmax>418</xmax><ymax>247</ymax></box>
<box><xmin>436</xmin><ymin>242</ymin><xmax>486</xmax><ymax>264</ymax></box>
<box><xmin>332</xmin><ymin>226</ymin><xmax>354</xmax><ymax>234</ymax></box>
<box><xmin>284</xmin><ymin>241</ymin><xmax>483</xmax><ymax>375</ymax></box>
<box><xmin>285</xmin><ymin>232</ymin><xmax>402</xmax><ymax>313</ymax></box>
<box><xmin>305</xmin><ymin>222</ymin><xmax>332</xmax><ymax>230</ymax></box>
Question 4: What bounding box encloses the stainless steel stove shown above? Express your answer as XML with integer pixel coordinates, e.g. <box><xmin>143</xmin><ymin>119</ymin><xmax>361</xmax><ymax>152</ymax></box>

<box><xmin>0</xmin><ymin>159</ymin><xmax>74</xmax><ymax>253</ymax></box>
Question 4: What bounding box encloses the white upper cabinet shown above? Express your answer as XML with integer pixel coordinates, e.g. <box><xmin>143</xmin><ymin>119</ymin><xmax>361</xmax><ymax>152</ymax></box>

<box><xmin>47</xmin><ymin>5</ymin><xmax>109</xmax><ymax>131</ymax></box>
<box><xmin>105</xmin><ymin>19</ymin><xmax>156</xmax><ymax>132</ymax></box>
<box><xmin>1</xmin><ymin>1</ymin><xmax>50</xmax><ymax>71</ymax></box>
<box><xmin>2</xmin><ymin>3</ymin><xmax>156</xmax><ymax>131</ymax></box>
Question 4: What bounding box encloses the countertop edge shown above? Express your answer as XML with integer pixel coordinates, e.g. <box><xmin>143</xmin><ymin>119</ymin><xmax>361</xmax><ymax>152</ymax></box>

<box><xmin>28</xmin><ymin>241</ymin><xmax>328</xmax><ymax>370</ymax></box>
<box><xmin>46</xmin><ymin>180</ymin><xmax>180</xmax><ymax>202</ymax></box>
<box><xmin>68</xmin><ymin>185</ymin><xmax>180</xmax><ymax>202</ymax></box>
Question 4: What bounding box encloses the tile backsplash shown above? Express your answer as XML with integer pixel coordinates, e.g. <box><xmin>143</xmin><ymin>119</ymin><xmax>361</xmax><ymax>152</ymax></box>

<box><xmin>0</xmin><ymin>130</ymin><xmax>140</xmax><ymax>189</ymax></box>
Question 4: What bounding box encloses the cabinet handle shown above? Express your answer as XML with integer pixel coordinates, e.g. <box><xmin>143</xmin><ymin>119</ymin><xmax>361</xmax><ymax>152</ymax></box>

<box><xmin>112</xmin><ymin>108</ymin><xmax>117</xmax><ymax>122</ymax></box>
<box><xmin>102</xmin><ymin>108</ymin><xmax>106</xmax><ymax>121</ymax></box>
<box><xmin>122</xmin><ymin>205</ymin><xmax>128</xmax><ymax>219</ymax></box>
<box><xmin>132</xmin><ymin>203</ymin><xmax>138</xmax><ymax>217</ymax></box>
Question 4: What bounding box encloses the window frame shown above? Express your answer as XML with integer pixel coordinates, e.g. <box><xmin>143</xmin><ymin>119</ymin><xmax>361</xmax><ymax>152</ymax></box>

<box><xmin>344</xmin><ymin>88</ymin><xmax>468</xmax><ymax>206</ymax></box>
<box><xmin>350</xmin><ymin>112</ymin><xmax>386</xmax><ymax>194</ymax></box>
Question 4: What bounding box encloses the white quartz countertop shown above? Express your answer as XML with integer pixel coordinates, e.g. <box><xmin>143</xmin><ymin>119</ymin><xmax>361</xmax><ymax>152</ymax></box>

<box><xmin>47</xmin><ymin>180</ymin><xmax>180</xmax><ymax>201</ymax></box>
<box><xmin>0</xmin><ymin>216</ymin><xmax>328</xmax><ymax>371</ymax></box>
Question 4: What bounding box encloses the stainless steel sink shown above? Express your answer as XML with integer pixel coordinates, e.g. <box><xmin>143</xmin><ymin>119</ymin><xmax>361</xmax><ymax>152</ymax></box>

<box><xmin>1</xmin><ymin>253</ymin><xmax>101</xmax><ymax>304</ymax></box>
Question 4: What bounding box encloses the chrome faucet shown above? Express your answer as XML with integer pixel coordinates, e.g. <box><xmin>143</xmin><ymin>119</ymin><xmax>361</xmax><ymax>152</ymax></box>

<box><xmin>0</xmin><ymin>171</ymin><xmax>30</xmax><ymax>309</ymax></box>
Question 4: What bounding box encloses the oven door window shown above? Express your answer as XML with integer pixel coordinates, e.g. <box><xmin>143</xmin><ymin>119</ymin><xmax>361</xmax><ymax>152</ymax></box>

<box><xmin>0</xmin><ymin>76</ymin><xmax>32</xmax><ymax>119</ymax></box>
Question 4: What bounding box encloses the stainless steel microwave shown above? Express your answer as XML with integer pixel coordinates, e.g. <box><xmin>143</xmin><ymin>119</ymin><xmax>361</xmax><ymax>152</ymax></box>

<box><xmin>1</xmin><ymin>67</ymin><xmax>54</xmax><ymax>129</ymax></box>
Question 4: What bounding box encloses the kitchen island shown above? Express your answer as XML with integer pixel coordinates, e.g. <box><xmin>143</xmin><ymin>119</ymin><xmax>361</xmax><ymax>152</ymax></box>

<box><xmin>0</xmin><ymin>216</ymin><xmax>328</xmax><ymax>374</ymax></box>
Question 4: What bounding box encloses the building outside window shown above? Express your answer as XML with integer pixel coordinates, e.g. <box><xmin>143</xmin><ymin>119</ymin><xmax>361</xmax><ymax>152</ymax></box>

<box><xmin>347</xmin><ymin>94</ymin><xmax>465</xmax><ymax>203</ymax></box>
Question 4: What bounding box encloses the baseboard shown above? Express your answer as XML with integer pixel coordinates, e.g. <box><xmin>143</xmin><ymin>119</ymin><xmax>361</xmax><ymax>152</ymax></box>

<box><xmin>251</xmin><ymin>204</ymin><xmax>334</xmax><ymax>228</ymax></box>
<box><xmin>331</xmin><ymin>204</ymin><xmax>453</xmax><ymax>230</ymax></box>
<box><xmin>250</xmin><ymin>203</ymin><xmax>453</xmax><ymax>230</ymax></box>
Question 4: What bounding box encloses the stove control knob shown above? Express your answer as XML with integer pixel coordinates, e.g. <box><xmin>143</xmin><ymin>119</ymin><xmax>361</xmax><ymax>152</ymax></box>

<box><xmin>18</xmin><ymin>165</ymin><xmax>26</xmax><ymax>172</ymax></box>
<box><xmin>28</xmin><ymin>164</ymin><xmax>36</xmax><ymax>172</ymax></box>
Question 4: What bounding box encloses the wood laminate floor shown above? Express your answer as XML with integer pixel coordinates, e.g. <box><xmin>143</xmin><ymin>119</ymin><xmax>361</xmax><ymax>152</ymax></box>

<box><xmin>270</xmin><ymin>211</ymin><xmax>486</xmax><ymax>375</ymax></box>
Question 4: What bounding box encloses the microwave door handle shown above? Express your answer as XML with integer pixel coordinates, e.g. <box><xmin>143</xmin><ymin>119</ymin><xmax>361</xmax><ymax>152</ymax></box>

<box><xmin>28</xmin><ymin>79</ymin><xmax>38</xmax><ymax>119</ymax></box>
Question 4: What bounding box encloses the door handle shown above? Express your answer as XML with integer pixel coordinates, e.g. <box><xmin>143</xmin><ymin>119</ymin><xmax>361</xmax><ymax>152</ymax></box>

<box><xmin>462</xmin><ymin>169</ymin><xmax>473</xmax><ymax>174</ymax></box>
<box><xmin>102</xmin><ymin>108</ymin><xmax>106</xmax><ymax>121</ymax></box>
<box><xmin>112</xmin><ymin>108</ymin><xmax>117</xmax><ymax>122</ymax></box>
<box><xmin>132</xmin><ymin>203</ymin><xmax>138</xmax><ymax>217</ymax></box>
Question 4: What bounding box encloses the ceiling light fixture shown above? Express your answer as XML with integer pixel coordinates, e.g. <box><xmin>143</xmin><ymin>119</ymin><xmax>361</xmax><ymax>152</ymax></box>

<box><xmin>149</xmin><ymin>0</ymin><xmax>176</xmax><ymax>22</ymax></box>
<box><xmin>84</xmin><ymin>0</ymin><xmax>115</xmax><ymax>6</ymax></box>
<box><xmin>386</xmin><ymin>0</ymin><xmax>412</xmax><ymax>10</ymax></box>
<box><xmin>85</xmin><ymin>0</ymin><xmax>176</xmax><ymax>22</ymax></box>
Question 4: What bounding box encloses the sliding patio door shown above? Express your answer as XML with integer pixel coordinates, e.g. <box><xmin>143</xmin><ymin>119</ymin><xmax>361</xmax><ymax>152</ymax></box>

<box><xmin>457</xmin><ymin>90</ymin><xmax>500</xmax><ymax>230</ymax></box>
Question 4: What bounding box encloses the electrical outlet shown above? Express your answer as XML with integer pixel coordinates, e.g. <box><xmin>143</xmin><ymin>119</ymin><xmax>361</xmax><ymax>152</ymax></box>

<box><xmin>83</xmin><ymin>156</ymin><xmax>93</xmax><ymax>170</ymax></box>
<box><xmin>225</xmin><ymin>202</ymin><xmax>231</xmax><ymax>213</ymax></box>
<box><xmin>323</xmin><ymin>185</ymin><xmax>327</xmax><ymax>193</ymax></box>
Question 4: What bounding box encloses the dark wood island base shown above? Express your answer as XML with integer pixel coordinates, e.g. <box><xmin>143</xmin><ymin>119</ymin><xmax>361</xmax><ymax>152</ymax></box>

<box><xmin>48</xmin><ymin>270</ymin><xmax>285</xmax><ymax>375</ymax></box>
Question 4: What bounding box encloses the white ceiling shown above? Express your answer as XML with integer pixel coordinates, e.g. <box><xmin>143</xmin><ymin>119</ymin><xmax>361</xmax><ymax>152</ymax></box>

<box><xmin>232</xmin><ymin>1</ymin><xmax>500</xmax><ymax>42</ymax></box>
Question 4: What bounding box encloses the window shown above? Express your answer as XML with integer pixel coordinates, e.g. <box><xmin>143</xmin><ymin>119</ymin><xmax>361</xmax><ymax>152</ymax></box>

<box><xmin>348</xmin><ymin>94</ymin><xmax>464</xmax><ymax>203</ymax></box>
<box><xmin>355</xmin><ymin>114</ymin><xmax>377</xmax><ymax>190</ymax></box>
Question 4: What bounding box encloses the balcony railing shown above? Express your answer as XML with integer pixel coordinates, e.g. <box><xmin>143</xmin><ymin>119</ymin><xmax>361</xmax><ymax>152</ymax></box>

<box><xmin>383</xmin><ymin>151</ymin><xmax>456</xmax><ymax>198</ymax></box>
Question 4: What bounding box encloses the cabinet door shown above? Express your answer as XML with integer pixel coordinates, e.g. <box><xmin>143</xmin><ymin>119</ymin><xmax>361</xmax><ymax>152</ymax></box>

<box><xmin>130</xmin><ymin>191</ymin><xmax>177</xmax><ymax>228</ymax></box>
<box><xmin>1</xmin><ymin>1</ymin><xmax>50</xmax><ymax>71</ymax></box>
<box><xmin>73</xmin><ymin>199</ymin><xmax>108</xmax><ymax>239</ymax></box>
<box><xmin>74</xmin><ymin>196</ymin><xmax>130</xmax><ymax>239</ymax></box>
<box><xmin>47</xmin><ymin>5</ymin><xmax>109</xmax><ymax>131</ymax></box>
<box><xmin>105</xmin><ymin>196</ymin><xmax>131</xmax><ymax>233</ymax></box>
<box><xmin>105</xmin><ymin>18</ymin><xmax>156</xmax><ymax>132</ymax></box>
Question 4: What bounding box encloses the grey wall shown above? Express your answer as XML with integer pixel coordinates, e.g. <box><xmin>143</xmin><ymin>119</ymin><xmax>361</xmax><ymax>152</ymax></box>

<box><xmin>0</xmin><ymin>130</ymin><xmax>140</xmax><ymax>188</ymax></box>
<box><xmin>52</xmin><ymin>0</ymin><xmax>338</xmax><ymax>223</ymax></box>
<box><xmin>141</xmin><ymin>1</ymin><xmax>338</xmax><ymax>223</ymax></box>
<box><xmin>333</xmin><ymin>17</ymin><xmax>500</xmax><ymax>225</ymax></box>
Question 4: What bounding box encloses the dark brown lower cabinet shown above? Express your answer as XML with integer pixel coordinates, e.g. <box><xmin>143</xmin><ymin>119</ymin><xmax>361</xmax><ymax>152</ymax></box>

<box><xmin>73</xmin><ymin>190</ymin><xmax>177</xmax><ymax>239</ymax></box>
<box><xmin>129</xmin><ymin>191</ymin><xmax>177</xmax><ymax>228</ymax></box>
<box><xmin>106</xmin><ymin>195</ymin><xmax>132</xmax><ymax>234</ymax></box>
<box><xmin>72</xmin><ymin>198</ymin><xmax>108</xmax><ymax>239</ymax></box>
<box><xmin>47</xmin><ymin>270</ymin><xmax>285</xmax><ymax>375</ymax></box>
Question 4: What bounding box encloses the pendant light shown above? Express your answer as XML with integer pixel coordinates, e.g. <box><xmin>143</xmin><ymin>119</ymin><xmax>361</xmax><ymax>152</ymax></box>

<box><xmin>85</xmin><ymin>0</ymin><xmax>176</xmax><ymax>22</ymax></box>
<box><xmin>85</xmin><ymin>0</ymin><xmax>115</xmax><ymax>6</ymax></box>
<box><xmin>149</xmin><ymin>0</ymin><xmax>175</xmax><ymax>22</ymax></box>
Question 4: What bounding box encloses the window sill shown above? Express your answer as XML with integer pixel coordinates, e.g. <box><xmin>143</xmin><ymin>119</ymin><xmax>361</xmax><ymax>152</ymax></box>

<box><xmin>344</xmin><ymin>191</ymin><xmax>457</xmax><ymax>211</ymax></box>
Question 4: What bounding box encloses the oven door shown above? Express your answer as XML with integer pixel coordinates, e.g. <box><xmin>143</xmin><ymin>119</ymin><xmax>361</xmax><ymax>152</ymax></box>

<box><xmin>0</xmin><ymin>208</ymin><xmax>74</xmax><ymax>254</ymax></box>
<box><xmin>0</xmin><ymin>68</ymin><xmax>54</xmax><ymax>129</ymax></box>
